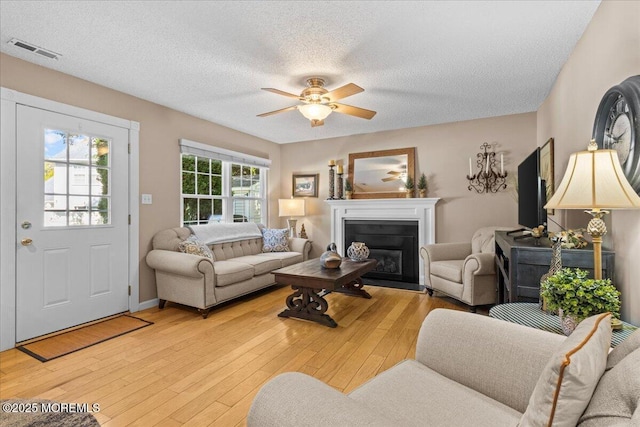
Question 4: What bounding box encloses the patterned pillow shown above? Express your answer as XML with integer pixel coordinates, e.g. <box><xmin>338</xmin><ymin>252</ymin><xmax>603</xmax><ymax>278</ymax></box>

<box><xmin>261</xmin><ymin>228</ymin><xmax>290</xmax><ymax>252</ymax></box>
<box><xmin>178</xmin><ymin>235</ymin><xmax>213</xmax><ymax>259</ymax></box>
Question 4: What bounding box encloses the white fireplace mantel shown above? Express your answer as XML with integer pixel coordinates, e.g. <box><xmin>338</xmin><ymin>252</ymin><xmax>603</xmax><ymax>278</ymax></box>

<box><xmin>326</xmin><ymin>198</ymin><xmax>440</xmax><ymax>287</ymax></box>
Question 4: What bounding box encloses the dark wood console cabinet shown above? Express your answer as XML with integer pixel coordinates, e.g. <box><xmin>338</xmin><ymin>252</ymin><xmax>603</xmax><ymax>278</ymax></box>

<box><xmin>494</xmin><ymin>231</ymin><xmax>615</xmax><ymax>303</ymax></box>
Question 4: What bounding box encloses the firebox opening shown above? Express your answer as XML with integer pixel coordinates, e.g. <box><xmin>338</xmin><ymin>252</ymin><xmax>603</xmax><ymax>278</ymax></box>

<box><xmin>344</xmin><ymin>220</ymin><xmax>419</xmax><ymax>287</ymax></box>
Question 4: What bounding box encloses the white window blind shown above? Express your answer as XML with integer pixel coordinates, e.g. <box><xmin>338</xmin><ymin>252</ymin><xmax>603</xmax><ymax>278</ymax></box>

<box><xmin>179</xmin><ymin>139</ymin><xmax>271</xmax><ymax>169</ymax></box>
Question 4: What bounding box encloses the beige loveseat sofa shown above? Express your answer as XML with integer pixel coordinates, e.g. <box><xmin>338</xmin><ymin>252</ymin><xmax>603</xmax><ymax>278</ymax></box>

<box><xmin>249</xmin><ymin>309</ymin><xmax>640</xmax><ymax>426</ymax></box>
<box><xmin>146</xmin><ymin>223</ymin><xmax>311</xmax><ymax>318</ymax></box>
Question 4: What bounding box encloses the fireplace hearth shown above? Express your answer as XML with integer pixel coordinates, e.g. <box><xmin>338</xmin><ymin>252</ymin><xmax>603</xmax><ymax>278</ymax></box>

<box><xmin>345</xmin><ymin>220</ymin><xmax>418</xmax><ymax>285</ymax></box>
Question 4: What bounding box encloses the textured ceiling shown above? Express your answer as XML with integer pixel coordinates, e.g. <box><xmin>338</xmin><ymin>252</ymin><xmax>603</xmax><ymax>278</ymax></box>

<box><xmin>0</xmin><ymin>1</ymin><xmax>600</xmax><ymax>144</ymax></box>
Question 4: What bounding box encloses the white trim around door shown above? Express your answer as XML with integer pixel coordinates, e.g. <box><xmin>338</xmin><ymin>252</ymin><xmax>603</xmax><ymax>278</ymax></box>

<box><xmin>0</xmin><ymin>87</ymin><xmax>140</xmax><ymax>351</ymax></box>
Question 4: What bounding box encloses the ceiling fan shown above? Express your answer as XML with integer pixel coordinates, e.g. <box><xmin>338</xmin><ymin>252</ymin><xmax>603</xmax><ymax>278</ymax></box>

<box><xmin>381</xmin><ymin>165</ymin><xmax>407</xmax><ymax>182</ymax></box>
<box><xmin>257</xmin><ymin>77</ymin><xmax>376</xmax><ymax>127</ymax></box>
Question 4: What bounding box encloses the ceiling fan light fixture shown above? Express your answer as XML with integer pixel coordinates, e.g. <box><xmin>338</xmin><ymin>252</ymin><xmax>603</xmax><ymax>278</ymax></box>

<box><xmin>298</xmin><ymin>103</ymin><xmax>332</xmax><ymax>121</ymax></box>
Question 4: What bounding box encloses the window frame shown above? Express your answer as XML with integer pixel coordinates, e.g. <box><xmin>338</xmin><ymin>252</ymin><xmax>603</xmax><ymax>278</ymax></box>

<box><xmin>179</xmin><ymin>139</ymin><xmax>270</xmax><ymax>226</ymax></box>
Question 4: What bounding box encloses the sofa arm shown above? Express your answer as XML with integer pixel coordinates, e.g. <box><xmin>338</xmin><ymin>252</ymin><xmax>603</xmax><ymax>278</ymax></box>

<box><xmin>463</xmin><ymin>252</ymin><xmax>495</xmax><ymax>276</ymax></box>
<box><xmin>420</xmin><ymin>242</ymin><xmax>472</xmax><ymax>262</ymax></box>
<box><xmin>415</xmin><ymin>309</ymin><xmax>565</xmax><ymax>413</ymax></box>
<box><xmin>146</xmin><ymin>249</ymin><xmax>214</xmax><ymax>279</ymax></box>
<box><xmin>288</xmin><ymin>237</ymin><xmax>312</xmax><ymax>260</ymax></box>
<box><xmin>248</xmin><ymin>372</ymin><xmax>397</xmax><ymax>427</ymax></box>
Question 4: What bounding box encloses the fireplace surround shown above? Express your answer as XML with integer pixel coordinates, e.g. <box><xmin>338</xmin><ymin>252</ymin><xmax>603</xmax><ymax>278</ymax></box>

<box><xmin>326</xmin><ymin>198</ymin><xmax>440</xmax><ymax>287</ymax></box>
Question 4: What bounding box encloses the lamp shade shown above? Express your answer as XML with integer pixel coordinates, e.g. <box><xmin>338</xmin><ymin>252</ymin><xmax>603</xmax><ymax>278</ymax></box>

<box><xmin>298</xmin><ymin>104</ymin><xmax>332</xmax><ymax>121</ymax></box>
<box><xmin>279</xmin><ymin>198</ymin><xmax>306</xmax><ymax>217</ymax></box>
<box><xmin>545</xmin><ymin>143</ymin><xmax>640</xmax><ymax>210</ymax></box>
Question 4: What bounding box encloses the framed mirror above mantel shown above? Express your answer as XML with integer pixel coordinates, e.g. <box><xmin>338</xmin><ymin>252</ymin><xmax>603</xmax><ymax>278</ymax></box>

<box><xmin>347</xmin><ymin>147</ymin><xmax>415</xmax><ymax>199</ymax></box>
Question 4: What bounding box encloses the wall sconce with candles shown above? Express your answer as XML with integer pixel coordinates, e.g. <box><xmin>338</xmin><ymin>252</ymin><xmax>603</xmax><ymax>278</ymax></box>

<box><xmin>467</xmin><ymin>142</ymin><xmax>508</xmax><ymax>194</ymax></box>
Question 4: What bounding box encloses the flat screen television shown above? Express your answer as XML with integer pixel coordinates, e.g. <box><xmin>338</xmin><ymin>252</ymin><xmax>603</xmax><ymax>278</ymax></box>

<box><xmin>517</xmin><ymin>148</ymin><xmax>547</xmax><ymax>229</ymax></box>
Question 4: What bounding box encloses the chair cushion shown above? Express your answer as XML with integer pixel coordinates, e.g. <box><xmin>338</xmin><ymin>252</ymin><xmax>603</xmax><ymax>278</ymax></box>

<box><xmin>578</xmin><ymin>347</ymin><xmax>640</xmax><ymax>426</ymax></box>
<box><xmin>261</xmin><ymin>228</ymin><xmax>290</xmax><ymax>252</ymax></box>
<box><xmin>430</xmin><ymin>260</ymin><xmax>464</xmax><ymax>283</ymax></box>
<box><xmin>519</xmin><ymin>312</ymin><xmax>612</xmax><ymax>427</ymax></box>
<box><xmin>348</xmin><ymin>360</ymin><xmax>522</xmax><ymax>427</ymax></box>
<box><xmin>471</xmin><ymin>227</ymin><xmax>501</xmax><ymax>253</ymax></box>
<box><xmin>232</xmin><ymin>255</ymin><xmax>282</xmax><ymax>275</ymax></box>
<box><xmin>213</xmin><ymin>260</ymin><xmax>255</xmax><ymax>287</ymax></box>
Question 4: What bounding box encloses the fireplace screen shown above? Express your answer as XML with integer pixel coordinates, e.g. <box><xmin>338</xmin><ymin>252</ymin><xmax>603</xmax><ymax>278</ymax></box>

<box><xmin>370</xmin><ymin>249</ymin><xmax>402</xmax><ymax>277</ymax></box>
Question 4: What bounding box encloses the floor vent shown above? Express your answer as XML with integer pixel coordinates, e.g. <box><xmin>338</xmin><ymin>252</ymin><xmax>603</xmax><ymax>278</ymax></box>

<box><xmin>8</xmin><ymin>38</ymin><xmax>61</xmax><ymax>60</ymax></box>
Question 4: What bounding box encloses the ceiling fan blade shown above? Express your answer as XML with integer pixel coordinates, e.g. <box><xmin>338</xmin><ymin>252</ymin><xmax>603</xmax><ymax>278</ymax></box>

<box><xmin>257</xmin><ymin>105</ymin><xmax>298</xmax><ymax>117</ymax></box>
<box><xmin>325</xmin><ymin>83</ymin><xmax>364</xmax><ymax>102</ymax></box>
<box><xmin>311</xmin><ymin>119</ymin><xmax>324</xmax><ymax>127</ymax></box>
<box><xmin>332</xmin><ymin>103</ymin><xmax>377</xmax><ymax>120</ymax></box>
<box><xmin>382</xmin><ymin>176</ymin><xmax>400</xmax><ymax>182</ymax></box>
<box><xmin>387</xmin><ymin>171</ymin><xmax>401</xmax><ymax>175</ymax></box>
<box><xmin>261</xmin><ymin>88</ymin><xmax>302</xmax><ymax>99</ymax></box>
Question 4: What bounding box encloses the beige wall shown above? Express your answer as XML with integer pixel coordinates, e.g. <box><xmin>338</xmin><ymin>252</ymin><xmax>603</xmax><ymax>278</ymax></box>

<box><xmin>0</xmin><ymin>53</ymin><xmax>282</xmax><ymax>303</ymax></box>
<box><xmin>537</xmin><ymin>0</ymin><xmax>640</xmax><ymax>323</ymax></box>
<box><xmin>280</xmin><ymin>113</ymin><xmax>537</xmax><ymax>259</ymax></box>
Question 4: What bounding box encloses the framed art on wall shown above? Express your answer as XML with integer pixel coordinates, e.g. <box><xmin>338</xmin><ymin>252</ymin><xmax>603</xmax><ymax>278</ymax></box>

<box><xmin>540</xmin><ymin>137</ymin><xmax>554</xmax><ymax>215</ymax></box>
<box><xmin>292</xmin><ymin>174</ymin><xmax>319</xmax><ymax>197</ymax></box>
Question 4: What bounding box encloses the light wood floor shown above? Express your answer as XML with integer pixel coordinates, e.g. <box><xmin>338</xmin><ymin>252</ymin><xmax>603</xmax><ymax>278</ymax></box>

<box><xmin>0</xmin><ymin>284</ymin><xmax>467</xmax><ymax>426</ymax></box>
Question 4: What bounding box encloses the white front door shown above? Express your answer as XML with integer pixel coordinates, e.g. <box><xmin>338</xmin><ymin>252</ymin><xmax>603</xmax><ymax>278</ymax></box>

<box><xmin>16</xmin><ymin>105</ymin><xmax>130</xmax><ymax>341</ymax></box>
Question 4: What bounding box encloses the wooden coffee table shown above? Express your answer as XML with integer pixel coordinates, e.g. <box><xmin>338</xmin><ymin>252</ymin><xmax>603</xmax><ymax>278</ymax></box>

<box><xmin>273</xmin><ymin>258</ymin><xmax>377</xmax><ymax>328</ymax></box>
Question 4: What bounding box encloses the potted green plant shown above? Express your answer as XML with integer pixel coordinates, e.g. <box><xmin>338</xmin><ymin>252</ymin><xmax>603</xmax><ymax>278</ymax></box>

<box><xmin>404</xmin><ymin>176</ymin><xmax>414</xmax><ymax>198</ymax></box>
<box><xmin>344</xmin><ymin>179</ymin><xmax>353</xmax><ymax>199</ymax></box>
<box><xmin>540</xmin><ymin>268</ymin><xmax>621</xmax><ymax>335</ymax></box>
<box><xmin>417</xmin><ymin>173</ymin><xmax>428</xmax><ymax>197</ymax></box>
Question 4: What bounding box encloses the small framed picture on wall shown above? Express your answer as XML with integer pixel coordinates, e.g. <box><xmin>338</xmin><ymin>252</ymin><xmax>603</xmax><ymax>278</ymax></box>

<box><xmin>292</xmin><ymin>174</ymin><xmax>319</xmax><ymax>197</ymax></box>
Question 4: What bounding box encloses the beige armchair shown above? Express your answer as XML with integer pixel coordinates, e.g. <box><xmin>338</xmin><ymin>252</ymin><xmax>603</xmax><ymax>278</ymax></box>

<box><xmin>420</xmin><ymin>226</ymin><xmax>510</xmax><ymax>310</ymax></box>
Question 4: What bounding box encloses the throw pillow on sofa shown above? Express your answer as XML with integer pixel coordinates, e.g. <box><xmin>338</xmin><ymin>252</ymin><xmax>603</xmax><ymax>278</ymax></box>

<box><xmin>178</xmin><ymin>235</ymin><xmax>213</xmax><ymax>259</ymax></box>
<box><xmin>261</xmin><ymin>228</ymin><xmax>290</xmax><ymax>252</ymax></box>
<box><xmin>519</xmin><ymin>312</ymin><xmax>612</xmax><ymax>427</ymax></box>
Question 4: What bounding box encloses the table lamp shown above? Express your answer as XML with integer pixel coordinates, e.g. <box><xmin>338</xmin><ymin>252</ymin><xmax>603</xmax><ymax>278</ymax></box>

<box><xmin>278</xmin><ymin>198</ymin><xmax>306</xmax><ymax>238</ymax></box>
<box><xmin>544</xmin><ymin>140</ymin><xmax>640</xmax><ymax>279</ymax></box>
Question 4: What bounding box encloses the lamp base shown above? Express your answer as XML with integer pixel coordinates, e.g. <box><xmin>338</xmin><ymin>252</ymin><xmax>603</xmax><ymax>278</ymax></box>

<box><xmin>287</xmin><ymin>218</ymin><xmax>298</xmax><ymax>238</ymax></box>
<box><xmin>585</xmin><ymin>209</ymin><xmax>608</xmax><ymax>280</ymax></box>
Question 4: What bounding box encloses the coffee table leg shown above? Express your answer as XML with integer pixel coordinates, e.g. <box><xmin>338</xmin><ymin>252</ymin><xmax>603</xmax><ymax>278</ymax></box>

<box><xmin>278</xmin><ymin>286</ymin><xmax>338</xmax><ymax>328</ymax></box>
<box><xmin>333</xmin><ymin>277</ymin><xmax>372</xmax><ymax>299</ymax></box>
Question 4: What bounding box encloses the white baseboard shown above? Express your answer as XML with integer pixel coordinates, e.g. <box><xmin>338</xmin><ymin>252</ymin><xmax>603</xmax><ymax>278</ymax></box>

<box><xmin>135</xmin><ymin>298</ymin><xmax>159</xmax><ymax>312</ymax></box>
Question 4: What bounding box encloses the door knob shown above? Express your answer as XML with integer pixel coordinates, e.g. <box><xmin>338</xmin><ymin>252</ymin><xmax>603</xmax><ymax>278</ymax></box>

<box><xmin>21</xmin><ymin>238</ymin><xmax>33</xmax><ymax>246</ymax></box>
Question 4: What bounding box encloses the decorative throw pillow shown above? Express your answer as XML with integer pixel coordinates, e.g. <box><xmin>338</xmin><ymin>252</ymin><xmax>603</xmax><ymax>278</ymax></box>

<box><xmin>178</xmin><ymin>235</ymin><xmax>213</xmax><ymax>259</ymax></box>
<box><xmin>519</xmin><ymin>312</ymin><xmax>612</xmax><ymax>427</ymax></box>
<box><xmin>261</xmin><ymin>228</ymin><xmax>290</xmax><ymax>252</ymax></box>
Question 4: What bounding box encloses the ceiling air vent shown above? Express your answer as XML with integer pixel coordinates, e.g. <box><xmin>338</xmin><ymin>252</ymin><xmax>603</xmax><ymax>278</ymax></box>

<box><xmin>8</xmin><ymin>38</ymin><xmax>61</xmax><ymax>60</ymax></box>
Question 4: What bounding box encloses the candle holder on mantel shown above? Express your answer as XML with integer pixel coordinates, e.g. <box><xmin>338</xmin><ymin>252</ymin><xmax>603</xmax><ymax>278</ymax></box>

<box><xmin>327</xmin><ymin>162</ymin><xmax>336</xmax><ymax>200</ymax></box>
<box><xmin>467</xmin><ymin>142</ymin><xmax>507</xmax><ymax>194</ymax></box>
<box><xmin>336</xmin><ymin>169</ymin><xmax>344</xmax><ymax>200</ymax></box>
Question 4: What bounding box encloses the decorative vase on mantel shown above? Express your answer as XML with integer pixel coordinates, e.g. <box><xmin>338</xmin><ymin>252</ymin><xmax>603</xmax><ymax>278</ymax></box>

<box><xmin>347</xmin><ymin>242</ymin><xmax>370</xmax><ymax>262</ymax></box>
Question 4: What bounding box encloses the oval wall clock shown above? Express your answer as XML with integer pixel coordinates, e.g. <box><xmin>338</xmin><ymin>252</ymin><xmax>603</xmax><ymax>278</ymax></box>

<box><xmin>592</xmin><ymin>75</ymin><xmax>640</xmax><ymax>194</ymax></box>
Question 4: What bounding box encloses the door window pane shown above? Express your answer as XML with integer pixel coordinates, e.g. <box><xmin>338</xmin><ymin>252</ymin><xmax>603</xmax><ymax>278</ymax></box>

<box><xmin>43</xmin><ymin>129</ymin><xmax>112</xmax><ymax>227</ymax></box>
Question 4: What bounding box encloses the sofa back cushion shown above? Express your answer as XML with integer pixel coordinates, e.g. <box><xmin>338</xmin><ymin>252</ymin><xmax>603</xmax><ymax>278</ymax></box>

<box><xmin>578</xmin><ymin>346</ymin><xmax>640</xmax><ymax>426</ymax></box>
<box><xmin>210</xmin><ymin>238</ymin><xmax>263</xmax><ymax>261</ymax></box>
